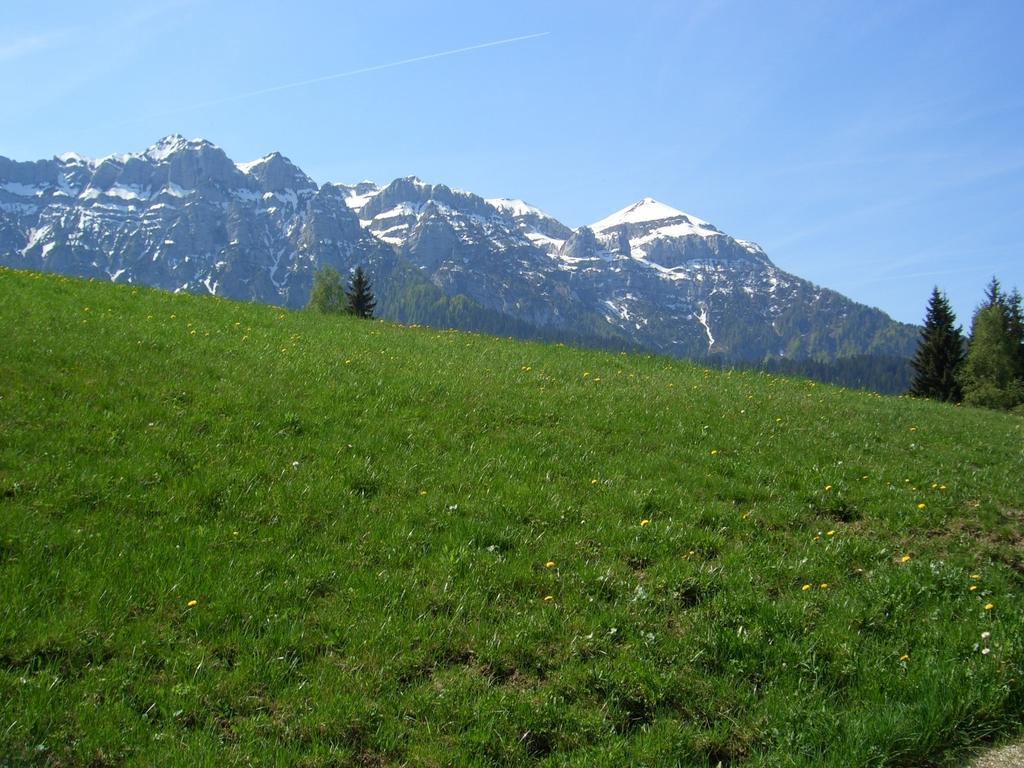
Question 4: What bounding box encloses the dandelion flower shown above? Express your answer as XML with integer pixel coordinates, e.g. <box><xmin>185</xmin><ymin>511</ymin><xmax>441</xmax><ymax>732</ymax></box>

<box><xmin>710</xmin><ymin>449</ymin><xmax>718</xmax><ymax>456</ymax></box>
<box><xmin>985</xmin><ymin>603</ymin><xmax>994</xmax><ymax>611</ymax></box>
<box><xmin>640</xmin><ymin>519</ymin><xmax>651</xmax><ymax>527</ymax></box>
<box><xmin>917</xmin><ymin>503</ymin><xmax>927</xmax><ymax>510</ymax></box>
<box><xmin>419</xmin><ymin>490</ymin><xmax>428</xmax><ymax>496</ymax></box>
<box><xmin>543</xmin><ymin>595</ymin><xmax>554</xmax><ymax>602</ymax></box>
<box><xmin>900</xmin><ymin>555</ymin><xmax>911</xmax><ymax>563</ymax></box>
<box><xmin>970</xmin><ymin>585</ymin><xmax>978</xmax><ymax>591</ymax></box>
<box><xmin>824</xmin><ymin>485</ymin><xmax>833</xmax><ymax>492</ymax></box>
<box><xmin>819</xmin><ymin>583</ymin><xmax>829</xmax><ymax>590</ymax></box>
<box><xmin>591</xmin><ymin>479</ymin><xmax>599</xmax><ymax>485</ymax></box>
<box><xmin>187</xmin><ymin>600</ymin><xmax>198</xmax><ymax>608</ymax></box>
<box><xmin>545</xmin><ymin>561</ymin><xmax>556</xmax><ymax>569</ymax></box>
<box><xmin>970</xmin><ymin>574</ymin><xmax>980</xmax><ymax>580</ymax></box>
<box><xmin>899</xmin><ymin>654</ymin><xmax>909</xmax><ymax>662</ymax></box>
<box><xmin>802</xmin><ymin>584</ymin><xmax>811</xmax><ymax>591</ymax></box>
<box><xmin>826</xmin><ymin>530</ymin><xmax>835</xmax><ymax>537</ymax></box>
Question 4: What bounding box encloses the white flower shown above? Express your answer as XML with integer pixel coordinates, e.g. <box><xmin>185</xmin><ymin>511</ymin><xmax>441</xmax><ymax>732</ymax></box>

<box><xmin>982</xmin><ymin>647</ymin><xmax>991</xmax><ymax>655</ymax></box>
<box><xmin>981</xmin><ymin>631</ymin><xmax>991</xmax><ymax>640</ymax></box>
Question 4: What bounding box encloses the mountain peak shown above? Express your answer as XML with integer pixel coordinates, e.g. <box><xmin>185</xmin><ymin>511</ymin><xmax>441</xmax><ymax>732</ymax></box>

<box><xmin>144</xmin><ymin>135</ymin><xmax>216</xmax><ymax>162</ymax></box>
<box><xmin>487</xmin><ymin>198</ymin><xmax>551</xmax><ymax>219</ymax></box>
<box><xmin>590</xmin><ymin>197</ymin><xmax>710</xmax><ymax>232</ymax></box>
<box><xmin>235</xmin><ymin>151</ymin><xmax>315</xmax><ymax>192</ymax></box>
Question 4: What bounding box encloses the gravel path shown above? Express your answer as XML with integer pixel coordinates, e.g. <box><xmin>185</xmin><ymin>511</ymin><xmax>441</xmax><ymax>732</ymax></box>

<box><xmin>970</xmin><ymin>743</ymin><xmax>1024</xmax><ymax>768</ymax></box>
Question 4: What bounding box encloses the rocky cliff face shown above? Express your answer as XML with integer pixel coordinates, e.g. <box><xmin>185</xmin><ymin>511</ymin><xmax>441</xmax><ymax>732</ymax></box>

<box><xmin>0</xmin><ymin>136</ymin><xmax>918</xmax><ymax>361</ymax></box>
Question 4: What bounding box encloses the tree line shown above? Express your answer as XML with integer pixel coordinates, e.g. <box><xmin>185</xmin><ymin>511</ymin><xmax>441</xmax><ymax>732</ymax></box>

<box><xmin>910</xmin><ymin>278</ymin><xmax>1024</xmax><ymax>411</ymax></box>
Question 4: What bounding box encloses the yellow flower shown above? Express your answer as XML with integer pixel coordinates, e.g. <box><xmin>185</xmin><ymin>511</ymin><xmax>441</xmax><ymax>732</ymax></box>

<box><xmin>899</xmin><ymin>654</ymin><xmax>909</xmax><ymax>662</ymax></box>
<box><xmin>802</xmin><ymin>584</ymin><xmax>811</xmax><ymax>591</ymax></box>
<box><xmin>543</xmin><ymin>595</ymin><xmax>554</xmax><ymax>602</ymax></box>
<box><xmin>970</xmin><ymin>585</ymin><xmax>978</xmax><ymax>592</ymax></box>
<box><xmin>985</xmin><ymin>603</ymin><xmax>994</xmax><ymax>611</ymax></box>
<box><xmin>826</xmin><ymin>530</ymin><xmax>835</xmax><ymax>537</ymax></box>
<box><xmin>419</xmin><ymin>490</ymin><xmax>428</xmax><ymax>496</ymax></box>
<box><xmin>640</xmin><ymin>519</ymin><xmax>651</xmax><ymax>527</ymax></box>
<box><xmin>545</xmin><ymin>561</ymin><xmax>556</xmax><ymax>569</ymax></box>
<box><xmin>819</xmin><ymin>583</ymin><xmax>829</xmax><ymax>590</ymax></box>
<box><xmin>900</xmin><ymin>555</ymin><xmax>911</xmax><ymax>563</ymax></box>
<box><xmin>591</xmin><ymin>478</ymin><xmax>599</xmax><ymax>485</ymax></box>
<box><xmin>917</xmin><ymin>503</ymin><xmax>926</xmax><ymax>510</ymax></box>
<box><xmin>187</xmin><ymin>599</ymin><xmax>198</xmax><ymax>608</ymax></box>
<box><xmin>970</xmin><ymin>574</ymin><xmax>981</xmax><ymax>580</ymax></box>
<box><xmin>824</xmin><ymin>485</ymin><xmax>833</xmax><ymax>492</ymax></box>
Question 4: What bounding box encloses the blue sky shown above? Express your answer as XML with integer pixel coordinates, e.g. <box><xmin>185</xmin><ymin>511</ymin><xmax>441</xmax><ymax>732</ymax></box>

<box><xmin>3</xmin><ymin>0</ymin><xmax>1022</xmax><ymax>325</ymax></box>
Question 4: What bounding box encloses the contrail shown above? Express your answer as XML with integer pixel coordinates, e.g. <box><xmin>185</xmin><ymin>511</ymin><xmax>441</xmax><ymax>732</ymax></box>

<box><xmin>131</xmin><ymin>31</ymin><xmax>550</xmax><ymax>121</ymax></box>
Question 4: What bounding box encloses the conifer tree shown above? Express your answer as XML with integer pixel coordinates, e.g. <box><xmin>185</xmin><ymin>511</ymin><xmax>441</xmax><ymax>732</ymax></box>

<box><xmin>346</xmin><ymin>267</ymin><xmax>376</xmax><ymax>319</ymax></box>
<box><xmin>959</xmin><ymin>280</ymin><xmax>1024</xmax><ymax>410</ymax></box>
<box><xmin>909</xmin><ymin>286</ymin><xmax>964</xmax><ymax>402</ymax></box>
<box><xmin>1007</xmin><ymin>287</ymin><xmax>1024</xmax><ymax>377</ymax></box>
<box><xmin>307</xmin><ymin>266</ymin><xmax>345</xmax><ymax>314</ymax></box>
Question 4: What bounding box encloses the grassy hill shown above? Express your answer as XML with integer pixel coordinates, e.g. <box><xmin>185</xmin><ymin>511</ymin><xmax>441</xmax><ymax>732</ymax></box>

<box><xmin>1</xmin><ymin>266</ymin><xmax>1022</xmax><ymax>767</ymax></box>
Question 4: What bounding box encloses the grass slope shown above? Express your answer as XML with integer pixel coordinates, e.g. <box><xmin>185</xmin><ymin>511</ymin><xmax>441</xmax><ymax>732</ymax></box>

<box><xmin>1</xmin><ymin>267</ymin><xmax>1022</xmax><ymax>767</ymax></box>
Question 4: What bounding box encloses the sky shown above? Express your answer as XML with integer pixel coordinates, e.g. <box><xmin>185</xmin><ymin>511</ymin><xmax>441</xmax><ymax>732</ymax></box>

<box><xmin>3</xmin><ymin>0</ymin><xmax>1023</xmax><ymax>325</ymax></box>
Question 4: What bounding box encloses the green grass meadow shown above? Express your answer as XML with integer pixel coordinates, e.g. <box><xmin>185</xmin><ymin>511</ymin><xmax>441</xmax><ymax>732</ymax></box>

<box><xmin>1</xmin><ymin>267</ymin><xmax>1022</xmax><ymax>766</ymax></box>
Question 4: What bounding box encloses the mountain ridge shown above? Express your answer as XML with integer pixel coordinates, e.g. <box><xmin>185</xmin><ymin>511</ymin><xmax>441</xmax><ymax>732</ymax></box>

<box><xmin>0</xmin><ymin>135</ymin><xmax>918</xmax><ymax>362</ymax></box>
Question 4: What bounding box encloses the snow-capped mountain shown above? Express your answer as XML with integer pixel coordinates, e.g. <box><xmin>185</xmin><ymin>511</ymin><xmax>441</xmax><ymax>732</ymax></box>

<box><xmin>0</xmin><ymin>136</ymin><xmax>917</xmax><ymax>361</ymax></box>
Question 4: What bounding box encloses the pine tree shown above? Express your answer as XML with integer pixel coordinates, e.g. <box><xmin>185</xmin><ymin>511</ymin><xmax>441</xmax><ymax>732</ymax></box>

<box><xmin>909</xmin><ymin>286</ymin><xmax>964</xmax><ymax>402</ymax></box>
<box><xmin>307</xmin><ymin>267</ymin><xmax>345</xmax><ymax>314</ymax></box>
<box><xmin>346</xmin><ymin>267</ymin><xmax>376</xmax><ymax>319</ymax></box>
<box><xmin>959</xmin><ymin>289</ymin><xmax>1024</xmax><ymax>410</ymax></box>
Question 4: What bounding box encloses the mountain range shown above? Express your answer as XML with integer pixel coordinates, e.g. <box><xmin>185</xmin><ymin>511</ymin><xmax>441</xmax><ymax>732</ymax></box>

<box><xmin>0</xmin><ymin>135</ymin><xmax>917</xmax><ymax>361</ymax></box>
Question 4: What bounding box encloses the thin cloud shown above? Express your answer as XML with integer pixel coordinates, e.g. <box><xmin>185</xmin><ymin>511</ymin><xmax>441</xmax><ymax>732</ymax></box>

<box><xmin>125</xmin><ymin>32</ymin><xmax>550</xmax><ymax>123</ymax></box>
<box><xmin>851</xmin><ymin>264</ymin><xmax>1009</xmax><ymax>286</ymax></box>
<box><xmin>0</xmin><ymin>31</ymin><xmax>69</xmax><ymax>62</ymax></box>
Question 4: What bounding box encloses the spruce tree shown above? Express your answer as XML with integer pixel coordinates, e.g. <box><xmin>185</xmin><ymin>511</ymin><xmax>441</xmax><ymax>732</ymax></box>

<box><xmin>346</xmin><ymin>267</ymin><xmax>376</xmax><ymax>319</ymax></box>
<box><xmin>909</xmin><ymin>286</ymin><xmax>964</xmax><ymax>402</ymax></box>
<box><xmin>307</xmin><ymin>266</ymin><xmax>345</xmax><ymax>314</ymax></box>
